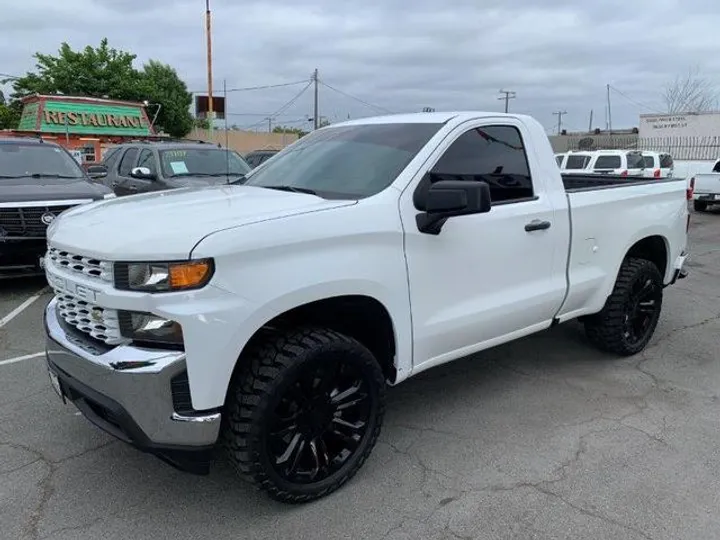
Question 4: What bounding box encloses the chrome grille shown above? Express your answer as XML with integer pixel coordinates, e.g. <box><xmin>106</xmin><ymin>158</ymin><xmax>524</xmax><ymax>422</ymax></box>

<box><xmin>54</xmin><ymin>291</ymin><xmax>126</xmax><ymax>345</ymax></box>
<box><xmin>0</xmin><ymin>205</ymin><xmax>76</xmax><ymax>238</ymax></box>
<box><xmin>46</xmin><ymin>247</ymin><xmax>113</xmax><ymax>282</ymax></box>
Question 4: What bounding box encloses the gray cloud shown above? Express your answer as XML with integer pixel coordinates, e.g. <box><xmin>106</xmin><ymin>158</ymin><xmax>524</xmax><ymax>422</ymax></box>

<box><xmin>2</xmin><ymin>0</ymin><xmax>719</xmax><ymax>133</ymax></box>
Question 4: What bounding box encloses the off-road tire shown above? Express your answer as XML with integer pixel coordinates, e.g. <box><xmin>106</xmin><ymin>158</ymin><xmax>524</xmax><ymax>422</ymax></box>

<box><xmin>224</xmin><ymin>326</ymin><xmax>386</xmax><ymax>503</ymax></box>
<box><xmin>693</xmin><ymin>200</ymin><xmax>708</xmax><ymax>212</ymax></box>
<box><xmin>584</xmin><ymin>257</ymin><xmax>663</xmax><ymax>356</ymax></box>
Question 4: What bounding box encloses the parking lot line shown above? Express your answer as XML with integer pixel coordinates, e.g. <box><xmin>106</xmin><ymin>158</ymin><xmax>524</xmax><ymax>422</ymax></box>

<box><xmin>0</xmin><ymin>289</ymin><xmax>46</xmax><ymax>329</ymax></box>
<box><xmin>0</xmin><ymin>351</ymin><xmax>44</xmax><ymax>367</ymax></box>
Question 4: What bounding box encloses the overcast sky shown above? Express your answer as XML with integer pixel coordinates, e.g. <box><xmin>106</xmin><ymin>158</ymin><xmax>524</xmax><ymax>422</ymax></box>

<box><xmin>2</xmin><ymin>0</ymin><xmax>720</xmax><ymax>133</ymax></box>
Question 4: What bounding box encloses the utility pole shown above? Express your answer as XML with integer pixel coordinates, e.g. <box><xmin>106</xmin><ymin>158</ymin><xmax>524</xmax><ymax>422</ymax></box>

<box><xmin>588</xmin><ymin>109</ymin><xmax>593</xmax><ymax>132</ymax></box>
<box><xmin>267</xmin><ymin>117</ymin><xmax>272</xmax><ymax>133</ymax></box>
<box><xmin>205</xmin><ymin>0</ymin><xmax>214</xmax><ymax>139</ymax></box>
<box><xmin>313</xmin><ymin>68</ymin><xmax>319</xmax><ymax>130</ymax></box>
<box><xmin>606</xmin><ymin>84</ymin><xmax>613</xmax><ymax>133</ymax></box>
<box><xmin>498</xmin><ymin>89</ymin><xmax>516</xmax><ymax>113</ymax></box>
<box><xmin>553</xmin><ymin>110</ymin><xmax>567</xmax><ymax>134</ymax></box>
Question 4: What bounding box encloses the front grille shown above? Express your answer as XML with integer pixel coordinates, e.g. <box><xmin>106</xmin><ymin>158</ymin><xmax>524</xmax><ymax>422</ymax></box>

<box><xmin>0</xmin><ymin>205</ymin><xmax>76</xmax><ymax>238</ymax></box>
<box><xmin>171</xmin><ymin>371</ymin><xmax>194</xmax><ymax>414</ymax></box>
<box><xmin>53</xmin><ymin>291</ymin><xmax>127</xmax><ymax>345</ymax></box>
<box><xmin>47</xmin><ymin>247</ymin><xmax>113</xmax><ymax>282</ymax></box>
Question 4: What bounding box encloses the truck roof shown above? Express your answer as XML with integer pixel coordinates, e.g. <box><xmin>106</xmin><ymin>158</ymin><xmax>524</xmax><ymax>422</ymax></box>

<box><xmin>335</xmin><ymin>111</ymin><xmax>533</xmax><ymax>127</ymax></box>
<box><xmin>0</xmin><ymin>137</ymin><xmax>53</xmax><ymax>146</ymax></box>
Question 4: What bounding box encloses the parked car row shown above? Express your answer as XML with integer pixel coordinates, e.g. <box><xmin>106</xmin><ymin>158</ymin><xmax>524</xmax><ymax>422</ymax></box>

<box><xmin>555</xmin><ymin>149</ymin><xmax>674</xmax><ymax>179</ymax></box>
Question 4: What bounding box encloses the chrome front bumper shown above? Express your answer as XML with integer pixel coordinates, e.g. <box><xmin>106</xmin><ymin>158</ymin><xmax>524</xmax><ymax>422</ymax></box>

<box><xmin>43</xmin><ymin>297</ymin><xmax>221</xmax><ymax>472</ymax></box>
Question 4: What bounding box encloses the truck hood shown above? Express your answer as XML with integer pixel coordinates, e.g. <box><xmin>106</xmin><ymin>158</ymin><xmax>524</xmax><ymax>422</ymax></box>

<box><xmin>0</xmin><ymin>177</ymin><xmax>112</xmax><ymax>203</ymax></box>
<box><xmin>47</xmin><ymin>184</ymin><xmax>355</xmax><ymax>260</ymax></box>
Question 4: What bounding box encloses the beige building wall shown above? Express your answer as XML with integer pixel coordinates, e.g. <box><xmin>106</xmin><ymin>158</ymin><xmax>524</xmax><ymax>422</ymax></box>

<box><xmin>185</xmin><ymin>128</ymin><xmax>299</xmax><ymax>154</ymax></box>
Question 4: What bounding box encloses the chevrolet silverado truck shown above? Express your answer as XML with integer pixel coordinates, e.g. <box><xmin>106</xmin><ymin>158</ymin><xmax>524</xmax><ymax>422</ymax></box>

<box><xmin>0</xmin><ymin>137</ymin><xmax>114</xmax><ymax>278</ymax></box>
<box><xmin>691</xmin><ymin>158</ymin><xmax>720</xmax><ymax>212</ymax></box>
<box><xmin>42</xmin><ymin>112</ymin><xmax>689</xmax><ymax>503</ymax></box>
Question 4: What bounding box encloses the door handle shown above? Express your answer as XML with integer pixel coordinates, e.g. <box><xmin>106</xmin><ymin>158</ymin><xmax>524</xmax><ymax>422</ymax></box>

<box><xmin>525</xmin><ymin>219</ymin><xmax>551</xmax><ymax>232</ymax></box>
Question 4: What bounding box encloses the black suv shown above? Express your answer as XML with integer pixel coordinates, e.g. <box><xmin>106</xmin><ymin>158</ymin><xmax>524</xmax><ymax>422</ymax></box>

<box><xmin>0</xmin><ymin>137</ymin><xmax>113</xmax><ymax>278</ymax></box>
<box><xmin>94</xmin><ymin>140</ymin><xmax>251</xmax><ymax>196</ymax></box>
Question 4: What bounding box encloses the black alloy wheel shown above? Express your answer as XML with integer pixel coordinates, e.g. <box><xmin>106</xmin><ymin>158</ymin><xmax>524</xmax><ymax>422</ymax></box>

<box><xmin>622</xmin><ymin>274</ymin><xmax>662</xmax><ymax>348</ymax></box>
<box><xmin>584</xmin><ymin>257</ymin><xmax>664</xmax><ymax>356</ymax></box>
<box><xmin>266</xmin><ymin>357</ymin><xmax>372</xmax><ymax>485</ymax></box>
<box><xmin>224</xmin><ymin>327</ymin><xmax>386</xmax><ymax>503</ymax></box>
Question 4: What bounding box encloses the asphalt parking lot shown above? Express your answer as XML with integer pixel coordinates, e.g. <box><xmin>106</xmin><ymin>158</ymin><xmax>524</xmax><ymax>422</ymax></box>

<box><xmin>1</xmin><ymin>208</ymin><xmax>719</xmax><ymax>540</ymax></box>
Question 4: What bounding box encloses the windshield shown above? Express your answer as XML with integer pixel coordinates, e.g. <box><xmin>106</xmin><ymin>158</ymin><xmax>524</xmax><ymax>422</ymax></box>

<box><xmin>159</xmin><ymin>148</ymin><xmax>251</xmax><ymax>177</ymax></box>
<box><xmin>241</xmin><ymin>123</ymin><xmax>443</xmax><ymax>199</ymax></box>
<box><xmin>0</xmin><ymin>143</ymin><xmax>84</xmax><ymax>179</ymax></box>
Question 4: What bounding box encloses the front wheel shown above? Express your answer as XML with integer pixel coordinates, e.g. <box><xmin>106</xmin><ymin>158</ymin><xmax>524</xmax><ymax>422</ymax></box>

<box><xmin>584</xmin><ymin>257</ymin><xmax>663</xmax><ymax>356</ymax></box>
<box><xmin>224</xmin><ymin>327</ymin><xmax>386</xmax><ymax>503</ymax></box>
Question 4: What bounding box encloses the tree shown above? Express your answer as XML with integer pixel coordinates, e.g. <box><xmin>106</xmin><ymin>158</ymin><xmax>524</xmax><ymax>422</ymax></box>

<box><xmin>11</xmin><ymin>38</ymin><xmax>144</xmax><ymax>101</ymax></box>
<box><xmin>8</xmin><ymin>39</ymin><xmax>194</xmax><ymax>137</ymax></box>
<box><xmin>273</xmin><ymin>125</ymin><xmax>308</xmax><ymax>137</ymax></box>
<box><xmin>662</xmin><ymin>66</ymin><xmax>719</xmax><ymax>114</ymax></box>
<box><xmin>193</xmin><ymin>117</ymin><xmax>211</xmax><ymax>129</ymax></box>
<box><xmin>0</xmin><ymin>90</ymin><xmax>22</xmax><ymax>129</ymax></box>
<box><xmin>140</xmin><ymin>60</ymin><xmax>193</xmax><ymax>137</ymax></box>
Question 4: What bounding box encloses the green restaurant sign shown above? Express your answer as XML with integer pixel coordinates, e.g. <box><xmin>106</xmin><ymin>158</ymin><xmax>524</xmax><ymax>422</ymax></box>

<box><xmin>18</xmin><ymin>96</ymin><xmax>153</xmax><ymax>137</ymax></box>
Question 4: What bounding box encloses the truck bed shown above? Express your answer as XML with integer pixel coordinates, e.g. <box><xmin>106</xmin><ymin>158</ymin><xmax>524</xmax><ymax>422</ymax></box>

<box><xmin>561</xmin><ymin>174</ymin><xmax>682</xmax><ymax>192</ymax></box>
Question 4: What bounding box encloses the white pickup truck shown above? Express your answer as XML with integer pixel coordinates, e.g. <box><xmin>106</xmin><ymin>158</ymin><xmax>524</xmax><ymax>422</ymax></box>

<box><xmin>43</xmin><ymin>112</ymin><xmax>689</xmax><ymax>503</ymax></box>
<box><xmin>691</xmin><ymin>158</ymin><xmax>720</xmax><ymax>211</ymax></box>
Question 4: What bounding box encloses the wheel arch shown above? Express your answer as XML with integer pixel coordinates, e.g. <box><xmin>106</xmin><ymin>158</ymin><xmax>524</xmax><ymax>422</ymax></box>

<box><xmin>223</xmin><ymin>293</ymin><xmax>400</xmax><ymax>407</ymax></box>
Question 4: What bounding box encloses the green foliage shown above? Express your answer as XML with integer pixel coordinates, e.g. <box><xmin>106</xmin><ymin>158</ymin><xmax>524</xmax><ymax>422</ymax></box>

<box><xmin>193</xmin><ymin>117</ymin><xmax>211</xmax><ymax>130</ymax></box>
<box><xmin>141</xmin><ymin>60</ymin><xmax>193</xmax><ymax>137</ymax></box>
<box><xmin>8</xmin><ymin>38</ymin><xmax>194</xmax><ymax>137</ymax></box>
<box><xmin>272</xmin><ymin>125</ymin><xmax>309</xmax><ymax>137</ymax></box>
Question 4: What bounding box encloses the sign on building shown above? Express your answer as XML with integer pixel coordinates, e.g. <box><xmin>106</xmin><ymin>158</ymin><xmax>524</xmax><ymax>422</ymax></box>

<box><xmin>639</xmin><ymin>111</ymin><xmax>720</xmax><ymax>139</ymax></box>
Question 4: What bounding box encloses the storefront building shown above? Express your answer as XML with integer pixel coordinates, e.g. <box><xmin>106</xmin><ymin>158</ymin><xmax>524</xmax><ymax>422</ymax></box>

<box><xmin>1</xmin><ymin>94</ymin><xmax>159</xmax><ymax>165</ymax></box>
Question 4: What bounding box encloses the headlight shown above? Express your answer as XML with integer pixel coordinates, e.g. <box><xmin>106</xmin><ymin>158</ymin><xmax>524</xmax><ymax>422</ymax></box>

<box><xmin>114</xmin><ymin>259</ymin><xmax>214</xmax><ymax>292</ymax></box>
<box><xmin>119</xmin><ymin>311</ymin><xmax>183</xmax><ymax>346</ymax></box>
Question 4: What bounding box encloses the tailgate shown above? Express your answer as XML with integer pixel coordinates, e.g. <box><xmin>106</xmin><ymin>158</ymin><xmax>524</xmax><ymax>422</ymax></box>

<box><xmin>694</xmin><ymin>173</ymin><xmax>720</xmax><ymax>195</ymax></box>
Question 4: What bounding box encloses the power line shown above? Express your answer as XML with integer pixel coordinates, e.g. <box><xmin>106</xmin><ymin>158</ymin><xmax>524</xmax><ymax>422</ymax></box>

<box><xmin>608</xmin><ymin>85</ymin><xmax>662</xmax><ymax>113</ymax></box>
<box><xmin>242</xmin><ymin>81</ymin><xmax>313</xmax><ymax>130</ymax></box>
<box><xmin>319</xmin><ymin>81</ymin><xmax>395</xmax><ymax>114</ymax></box>
<box><xmin>190</xmin><ymin>79</ymin><xmax>310</xmax><ymax>94</ymax></box>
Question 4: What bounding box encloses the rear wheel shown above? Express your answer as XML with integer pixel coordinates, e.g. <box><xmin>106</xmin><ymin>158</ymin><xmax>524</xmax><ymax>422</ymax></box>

<box><xmin>584</xmin><ymin>257</ymin><xmax>663</xmax><ymax>356</ymax></box>
<box><xmin>224</xmin><ymin>327</ymin><xmax>386</xmax><ymax>503</ymax></box>
<box><xmin>694</xmin><ymin>200</ymin><xmax>708</xmax><ymax>212</ymax></box>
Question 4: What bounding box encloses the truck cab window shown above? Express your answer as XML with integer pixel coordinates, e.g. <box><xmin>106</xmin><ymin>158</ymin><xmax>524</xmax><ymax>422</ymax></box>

<box><xmin>137</xmin><ymin>149</ymin><xmax>158</xmax><ymax>177</ymax></box>
<box><xmin>118</xmin><ymin>148</ymin><xmax>139</xmax><ymax>176</ymax></box>
<box><xmin>430</xmin><ymin>125</ymin><xmax>534</xmax><ymax>203</ymax></box>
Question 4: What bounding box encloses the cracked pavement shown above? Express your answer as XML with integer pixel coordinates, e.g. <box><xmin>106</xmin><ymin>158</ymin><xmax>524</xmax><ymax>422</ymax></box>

<box><xmin>1</xmin><ymin>208</ymin><xmax>719</xmax><ymax>539</ymax></box>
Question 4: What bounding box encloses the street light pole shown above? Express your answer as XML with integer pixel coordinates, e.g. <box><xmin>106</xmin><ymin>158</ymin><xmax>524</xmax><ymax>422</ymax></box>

<box><xmin>205</xmin><ymin>0</ymin><xmax>214</xmax><ymax>139</ymax></box>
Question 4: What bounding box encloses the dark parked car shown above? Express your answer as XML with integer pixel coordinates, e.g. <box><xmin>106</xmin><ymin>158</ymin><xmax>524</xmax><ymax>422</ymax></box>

<box><xmin>93</xmin><ymin>141</ymin><xmax>251</xmax><ymax>196</ymax></box>
<box><xmin>0</xmin><ymin>137</ymin><xmax>114</xmax><ymax>278</ymax></box>
<box><xmin>243</xmin><ymin>149</ymin><xmax>279</xmax><ymax>169</ymax></box>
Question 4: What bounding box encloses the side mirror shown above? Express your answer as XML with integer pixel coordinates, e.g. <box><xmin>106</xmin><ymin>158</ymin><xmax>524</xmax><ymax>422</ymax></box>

<box><xmin>130</xmin><ymin>166</ymin><xmax>154</xmax><ymax>180</ymax></box>
<box><xmin>86</xmin><ymin>165</ymin><xmax>108</xmax><ymax>180</ymax></box>
<box><xmin>416</xmin><ymin>179</ymin><xmax>491</xmax><ymax>235</ymax></box>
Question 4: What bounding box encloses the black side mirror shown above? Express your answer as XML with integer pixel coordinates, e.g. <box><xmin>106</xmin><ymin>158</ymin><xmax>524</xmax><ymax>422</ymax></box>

<box><xmin>86</xmin><ymin>165</ymin><xmax>108</xmax><ymax>180</ymax></box>
<box><xmin>416</xmin><ymin>179</ymin><xmax>491</xmax><ymax>235</ymax></box>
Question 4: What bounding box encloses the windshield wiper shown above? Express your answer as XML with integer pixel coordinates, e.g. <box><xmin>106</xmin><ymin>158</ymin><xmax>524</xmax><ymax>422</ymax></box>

<box><xmin>11</xmin><ymin>174</ymin><xmax>81</xmax><ymax>179</ymax></box>
<box><xmin>261</xmin><ymin>185</ymin><xmax>318</xmax><ymax>195</ymax></box>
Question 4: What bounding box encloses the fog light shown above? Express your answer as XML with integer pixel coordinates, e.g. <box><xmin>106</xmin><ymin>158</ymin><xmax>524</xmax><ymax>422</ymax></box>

<box><xmin>119</xmin><ymin>311</ymin><xmax>183</xmax><ymax>346</ymax></box>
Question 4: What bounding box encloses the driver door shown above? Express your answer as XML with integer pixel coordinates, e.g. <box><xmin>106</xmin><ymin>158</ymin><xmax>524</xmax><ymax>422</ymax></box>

<box><xmin>400</xmin><ymin>119</ymin><xmax>569</xmax><ymax>370</ymax></box>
